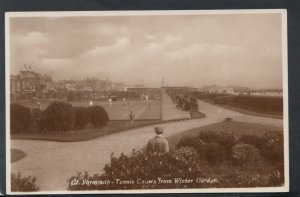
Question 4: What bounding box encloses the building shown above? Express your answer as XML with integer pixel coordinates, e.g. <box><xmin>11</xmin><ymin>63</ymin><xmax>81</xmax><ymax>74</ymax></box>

<box><xmin>10</xmin><ymin>65</ymin><xmax>129</xmax><ymax>101</ymax></box>
<box><xmin>10</xmin><ymin>65</ymin><xmax>53</xmax><ymax>101</ymax></box>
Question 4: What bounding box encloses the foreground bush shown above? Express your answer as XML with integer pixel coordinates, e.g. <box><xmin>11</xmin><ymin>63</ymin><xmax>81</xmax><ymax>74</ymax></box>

<box><xmin>237</xmin><ymin>135</ymin><xmax>264</xmax><ymax>150</ymax></box>
<box><xmin>68</xmin><ymin>128</ymin><xmax>285</xmax><ymax>190</ymax></box>
<box><xmin>42</xmin><ymin>101</ymin><xmax>75</xmax><ymax>132</ymax></box>
<box><xmin>11</xmin><ymin>172</ymin><xmax>39</xmax><ymax>192</ymax></box>
<box><xmin>88</xmin><ymin>106</ymin><xmax>109</xmax><ymax>128</ymax></box>
<box><xmin>198</xmin><ymin>130</ymin><xmax>237</xmax><ymax>157</ymax></box>
<box><xmin>74</xmin><ymin>106</ymin><xmax>91</xmax><ymax>129</ymax></box>
<box><xmin>205</xmin><ymin>142</ymin><xmax>227</xmax><ymax>165</ymax></box>
<box><xmin>10</xmin><ymin>103</ymin><xmax>31</xmax><ymax>134</ymax></box>
<box><xmin>68</xmin><ymin>149</ymin><xmax>215</xmax><ymax>190</ymax></box>
<box><xmin>231</xmin><ymin>143</ymin><xmax>264</xmax><ymax>166</ymax></box>
<box><xmin>177</xmin><ymin>136</ymin><xmax>205</xmax><ymax>151</ymax></box>
<box><xmin>261</xmin><ymin>131</ymin><xmax>284</xmax><ymax>164</ymax></box>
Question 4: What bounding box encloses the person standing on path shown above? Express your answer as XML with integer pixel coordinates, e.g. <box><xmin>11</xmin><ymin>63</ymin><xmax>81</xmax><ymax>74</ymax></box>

<box><xmin>109</xmin><ymin>98</ymin><xmax>113</xmax><ymax>107</ymax></box>
<box><xmin>122</xmin><ymin>97</ymin><xmax>126</xmax><ymax>106</ymax></box>
<box><xmin>146</xmin><ymin>127</ymin><xmax>169</xmax><ymax>153</ymax></box>
<box><xmin>129</xmin><ymin>110</ymin><xmax>135</xmax><ymax>125</ymax></box>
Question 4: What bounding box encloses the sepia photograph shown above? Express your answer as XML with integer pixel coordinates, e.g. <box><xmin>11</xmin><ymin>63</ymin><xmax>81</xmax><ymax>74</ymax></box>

<box><xmin>5</xmin><ymin>10</ymin><xmax>288</xmax><ymax>194</ymax></box>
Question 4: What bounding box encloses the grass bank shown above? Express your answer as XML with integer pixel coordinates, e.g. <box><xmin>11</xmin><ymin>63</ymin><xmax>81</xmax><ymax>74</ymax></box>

<box><xmin>199</xmin><ymin>98</ymin><xmax>283</xmax><ymax>119</ymax></box>
<box><xmin>167</xmin><ymin>120</ymin><xmax>283</xmax><ymax>150</ymax></box>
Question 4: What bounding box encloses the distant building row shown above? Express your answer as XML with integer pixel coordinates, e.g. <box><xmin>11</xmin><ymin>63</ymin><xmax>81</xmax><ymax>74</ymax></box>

<box><xmin>10</xmin><ymin>65</ymin><xmax>126</xmax><ymax>101</ymax></box>
<box><xmin>200</xmin><ymin>85</ymin><xmax>282</xmax><ymax>96</ymax></box>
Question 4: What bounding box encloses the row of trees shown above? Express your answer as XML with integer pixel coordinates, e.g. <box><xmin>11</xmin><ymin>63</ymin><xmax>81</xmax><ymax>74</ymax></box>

<box><xmin>11</xmin><ymin>102</ymin><xmax>109</xmax><ymax>134</ymax></box>
<box><xmin>168</xmin><ymin>92</ymin><xmax>198</xmax><ymax>111</ymax></box>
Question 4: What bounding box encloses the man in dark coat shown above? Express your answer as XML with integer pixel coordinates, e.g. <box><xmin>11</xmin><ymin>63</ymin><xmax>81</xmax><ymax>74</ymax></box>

<box><xmin>147</xmin><ymin>127</ymin><xmax>169</xmax><ymax>153</ymax></box>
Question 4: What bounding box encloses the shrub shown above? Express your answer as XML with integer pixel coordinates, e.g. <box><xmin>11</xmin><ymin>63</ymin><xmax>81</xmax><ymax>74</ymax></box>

<box><xmin>205</xmin><ymin>142</ymin><xmax>227</xmax><ymax>165</ymax></box>
<box><xmin>216</xmin><ymin>131</ymin><xmax>237</xmax><ymax>150</ymax></box>
<box><xmin>173</xmin><ymin>146</ymin><xmax>198</xmax><ymax>160</ymax></box>
<box><xmin>261</xmin><ymin>131</ymin><xmax>284</xmax><ymax>164</ymax></box>
<box><xmin>177</xmin><ymin>135</ymin><xmax>205</xmax><ymax>150</ymax></box>
<box><xmin>74</xmin><ymin>106</ymin><xmax>91</xmax><ymax>129</ymax></box>
<box><xmin>177</xmin><ymin>136</ymin><xmax>206</xmax><ymax>159</ymax></box>
<box><xmin>220</xmin><ymin>171</ymin><xmax>272</xmax><ymax>187</ymax></box>
<box><xmin>198</xmin><ymin>130</ymin><xmax>219</xmax><ymax>143</ymax></box>
<box><xmin>197</xmin><ymin>130</ymin><xmax>237</xmax><ymax>161</ymax></box>
<box><xmin>10</xmin><ymin>103</ymin><xmax>32</xmax><ymax>134</ymax></box>
<box><xmin>42</xmin><ymin>101</ymin><xmax>75</xmax><ymax>132</ymax></box>
<box><xmin>237</xmin><ymin>135</ymin><xmax>264</xmax><ymax>150</ymax></box>
<box><xmin>11</xmin><ymin>172</ymin><xmax>39</xmax><ymax>192</ymax></box>
<box><xmin>30</xmin><ymin>108</ymin><xmax>43</xmax><ymax>133</ymax></box>
<box><xmin>231</xmin><ymin>143</ymin><xmax>264</xmax><ymax>166</ymax></box>
<box><xmin>198</xmin><ymin>130</ymin><xmax>237</xmax><ymax>150</ymax></box>
<box><xmin>88</xmin><ymin>105</ymin><xmax>109</xmax><ymax>128</ymax></box>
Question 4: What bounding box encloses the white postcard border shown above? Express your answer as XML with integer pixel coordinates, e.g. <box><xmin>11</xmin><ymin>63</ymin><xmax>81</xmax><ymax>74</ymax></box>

<box><xmin>5</xmin><ymin>9</ymin><xmax>289</xmax><ymax>194</ymax></box>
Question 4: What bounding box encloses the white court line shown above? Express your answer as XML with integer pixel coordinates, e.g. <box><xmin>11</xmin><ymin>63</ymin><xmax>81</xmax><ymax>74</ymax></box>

<box><xmin>135</xmin><ymin>106</ymin><xmax>147</xmax><ymax>119</ymax></box>
<box><xmin>121</xmin><ymin>106</ymin><xmax>140</xmax><ymax>118</ymax></box>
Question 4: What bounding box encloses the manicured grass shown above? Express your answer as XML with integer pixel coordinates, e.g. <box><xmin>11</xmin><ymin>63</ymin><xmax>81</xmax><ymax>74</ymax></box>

<box><xmin>167</xmin><ymin>121</ymin><xmax>283</xmax><ymax>150</ymax></box>
<box><xmin>200</xmin><ymin>99</ymin><xmax>283</xmax><ymax>119</ymax></box>
<box><xmin>215</xmin><ymin>103</ymin><xmax>283</xmax><ymax>119</ymax></box>
<box><xmin>11</xmin><ymin>149</ymin><xmax>26</xmax><ymax>163</ymax></box>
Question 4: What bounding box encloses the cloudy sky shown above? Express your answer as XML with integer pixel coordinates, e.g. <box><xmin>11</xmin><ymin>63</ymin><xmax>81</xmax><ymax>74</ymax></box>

<box><xmin>9</xmin><ymin>12</ymin><xmax>283</xmax><ymax>88</ymax></box>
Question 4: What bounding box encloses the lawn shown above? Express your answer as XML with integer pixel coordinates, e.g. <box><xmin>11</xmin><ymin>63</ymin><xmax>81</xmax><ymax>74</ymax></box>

<box><xmin>11</xmin><ymin>149</ymin><xmax>26</xmax><ymax>163</ymax></box>
<box><xmin>198</xmin><ymin>97</ymin><xmax>283</xmax><ymax>119</ymax></box>
<box><xmin>213</xmin><ymin>103</ymin><xmax>283</xmax><ymax>119</ymax></box>
<box><xmin>167</xmin><ymin>120</ymin><xmax>283</xmax><ymax>150</ymax></box>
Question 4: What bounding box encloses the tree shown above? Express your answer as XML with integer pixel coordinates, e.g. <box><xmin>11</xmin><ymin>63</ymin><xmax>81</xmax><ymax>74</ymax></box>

<box><xmin>74</xmin><ymin>106</ymin><xmax>91</xmax><ymax>129</ymax></box>
<box><xmin>88</xmin><ymin>105</ymin><xmax>109</xmax><ymax>128</ymax></box>
<box><xmin>10</xmin><ymin>103</ymin><xmax>31</xmax><ymax>134</ymax></box>
<box><xmin>42</xmin><ymin>101</ymin><xmax>75</xmax><ymax>132</ymax></box>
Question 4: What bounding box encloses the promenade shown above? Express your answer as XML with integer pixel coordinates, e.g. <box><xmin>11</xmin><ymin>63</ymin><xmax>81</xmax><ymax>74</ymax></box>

<box><xmin>161</xmin><ymin>92</ymin><xmax>191</xmax><ymax>120</ymax></box>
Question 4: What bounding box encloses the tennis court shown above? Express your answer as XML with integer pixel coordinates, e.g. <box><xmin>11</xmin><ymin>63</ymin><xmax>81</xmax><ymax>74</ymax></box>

<box><xmin>18</xmin><ymin>99</ymin><xmax>161</xmax><ymax>120</ymax></box>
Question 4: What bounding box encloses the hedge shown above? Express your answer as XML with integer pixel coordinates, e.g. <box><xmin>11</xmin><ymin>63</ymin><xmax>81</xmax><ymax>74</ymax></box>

<box><xmin>10</xmin><ymin>102</ymin><xmax>110</xmax><ymax>134</ymax></box>
<box><xmin>74</xmin><ymin>106</ymin><xmax>91</xmax><ymax>129</ymax></box>
<box><xmin>88</xmin><ymin>105</ymin><xmax>109</xmax><ymax>128</ymax></box>
<box><xmin>11</xmin><ymin>103</ymin><xmax>32</xmax><ymax>134</ymax></box>
<box><xmin>42</xmin><ymin>101</ymin><xmax>75</xmax><ymax>132</ymax></box>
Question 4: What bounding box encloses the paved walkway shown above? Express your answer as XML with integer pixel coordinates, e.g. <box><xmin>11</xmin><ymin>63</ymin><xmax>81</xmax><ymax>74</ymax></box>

<box><xmin>11</xmin><ymin>99</ymin><xmax>283</xmax><ymax>191</ymax></box>
<box><xmin>161</xmin><ymin>92</ymin><xmax>191</xmax><ymax>120</ymax></box>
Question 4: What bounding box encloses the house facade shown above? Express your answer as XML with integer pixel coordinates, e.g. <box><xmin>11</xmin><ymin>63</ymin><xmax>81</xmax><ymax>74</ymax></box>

<box><xmin>10</xmin><ymin>65</ymin><xmax>53</xmax><ymax>101</ymax></box>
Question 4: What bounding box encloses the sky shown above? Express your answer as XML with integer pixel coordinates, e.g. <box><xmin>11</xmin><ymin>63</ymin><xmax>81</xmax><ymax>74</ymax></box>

<box><xmin>8</xmin><ymin>12</ymin><xmax>284</xmax><ymax>88</ymax></box>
